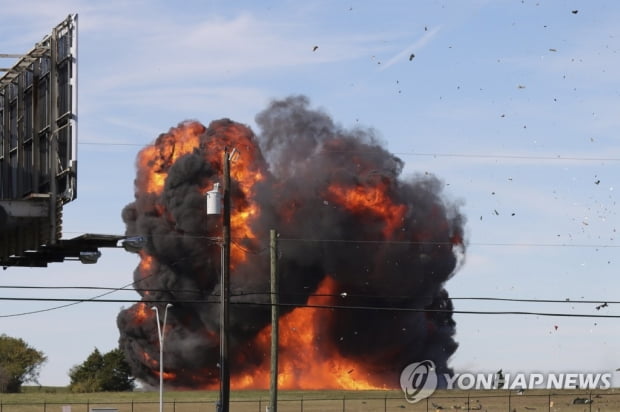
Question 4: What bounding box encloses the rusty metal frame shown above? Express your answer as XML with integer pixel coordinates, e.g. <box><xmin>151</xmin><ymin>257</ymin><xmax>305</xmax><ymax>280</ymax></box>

<box><xmin>0</xmin><ymin>14</ymin><xmax>78</xmax><ymax>264</ymax></box>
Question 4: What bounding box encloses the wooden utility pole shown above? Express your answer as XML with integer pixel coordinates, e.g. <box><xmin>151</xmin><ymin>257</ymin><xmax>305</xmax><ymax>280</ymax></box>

<box><xmin>269</xmin><ymin>229</ymin><xmax>279</xmax><ymax>412</ymax></box>
<box><xmin>219</xmin><ymin>151</ymin><xmax>231</xmax><ymax>412</ymax></box>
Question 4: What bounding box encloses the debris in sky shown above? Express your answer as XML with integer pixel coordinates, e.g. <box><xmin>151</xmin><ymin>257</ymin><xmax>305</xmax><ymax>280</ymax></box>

<box><xmin>409</xmin><ymin>53</ymin><xmax>415</xmax><ymax>61</ymax></box>
<box><xmin>595</xmin><ymin>179</ymin><xmax>600</xmax><ymax>185</ymax></box>
<box><xmin>313</xmin><ymin>45</ymin><xmax>319</xmax><ymax>51</ymax></box>
<box><xmin>571</xmin><ymin>10</ymin><xmax>578</xmax><ymax>14</ymax></box>
<box><xmin>554</xmin><ymin>325</ymin><xmax>558</xmax><ymax>330</ymax></box>
<box><xmin>549</xmin><ymin>48</ymin><xmax>557</xmax><ymax>52</ymax></box>
<box><xmin>494</xmin><ymin>209</ymin><xmax>499</xmax><ymax>216</ymax></box>
<box><xmin>595</xmin><ymin>302</ymin><xmax>608</xmax><ymax>310</ymax></box>
<box><xmin>517</xmin><ymin>84</ymin><xmax>526</xmax><ymax>89</ymax></box>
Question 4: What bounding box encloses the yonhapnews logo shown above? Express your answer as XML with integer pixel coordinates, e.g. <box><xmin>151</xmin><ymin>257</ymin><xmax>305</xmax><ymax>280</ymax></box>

<box><xmin>400</xmin><ymin>360</ymin><xmax>438</xmax><ymax>403</ymax></box>
<box><xmin>400</xmin><ymin>361</ymin><xmax>613</xmax><ymax>404</ymax></box>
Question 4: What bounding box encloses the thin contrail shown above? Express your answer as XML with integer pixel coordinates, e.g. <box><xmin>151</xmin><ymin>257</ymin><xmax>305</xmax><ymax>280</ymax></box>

<box><xmin>380</xmin><ymin>25</ymin><xmax>442</xmax><ymax>70</ymax></box>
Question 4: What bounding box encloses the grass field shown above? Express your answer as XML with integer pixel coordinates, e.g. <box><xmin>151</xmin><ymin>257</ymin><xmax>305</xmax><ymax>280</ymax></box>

<box><xmin>1</xmin><ymin>387</ymin><xmax>618</xmax><ymax>411</ymax></box>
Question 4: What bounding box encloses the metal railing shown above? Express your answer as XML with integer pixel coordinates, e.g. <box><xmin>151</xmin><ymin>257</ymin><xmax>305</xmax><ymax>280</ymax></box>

<box><xmin>0</xmin><ymin>390</ymin><xmax>619</xmax><ymax>412</ymax></box>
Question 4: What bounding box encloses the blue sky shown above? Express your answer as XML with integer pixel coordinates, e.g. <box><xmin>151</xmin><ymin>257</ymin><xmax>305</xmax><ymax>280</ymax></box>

<box><xmin>1</xmin><ymin>0</ymin><xmax>619</xmax><ymax>387</ymax></box>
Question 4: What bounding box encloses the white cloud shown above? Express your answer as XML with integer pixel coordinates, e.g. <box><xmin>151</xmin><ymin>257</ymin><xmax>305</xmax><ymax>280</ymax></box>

<box><xmin>81</xmin><ymin>12</ymin><xmax>387</xmax><ymax>93</ymax></box>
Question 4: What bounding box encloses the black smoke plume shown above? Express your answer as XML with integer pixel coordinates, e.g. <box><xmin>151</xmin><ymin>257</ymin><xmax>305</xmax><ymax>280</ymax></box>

<box><xmin>117</xmin><ymin>95</ymin><xmax>466</xmax><ymax>389</ymax></box>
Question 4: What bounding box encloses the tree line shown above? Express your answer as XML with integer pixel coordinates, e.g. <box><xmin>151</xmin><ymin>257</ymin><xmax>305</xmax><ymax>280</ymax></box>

<box><xmin>0</xmin><ymin>334</ymin><xmax>135</xmax><ymax>393</ymax></box>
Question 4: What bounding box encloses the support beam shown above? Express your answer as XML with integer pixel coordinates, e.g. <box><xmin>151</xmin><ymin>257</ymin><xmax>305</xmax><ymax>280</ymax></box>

<box><xmin>0</xmin><ymin>199</ymin><xmax>49</xmax><ymax>218</ymax></box>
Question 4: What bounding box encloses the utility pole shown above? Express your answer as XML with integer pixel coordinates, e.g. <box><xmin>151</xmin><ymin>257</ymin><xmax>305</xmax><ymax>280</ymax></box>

<box><xmin>220</xmin><ymin>150</ymin><xmax>231</xmax><ymax>412</ymax></box>
<box><xmin>269</xmin><ymin>229</ymin><xmax>279</xmax><ymax>412</ymax></box>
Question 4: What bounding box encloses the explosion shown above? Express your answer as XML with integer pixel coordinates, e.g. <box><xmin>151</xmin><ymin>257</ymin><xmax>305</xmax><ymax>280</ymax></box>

<box><xmin>117</xmin><ymin>95</ymin><xmax>466</xmax><ymax>389</ymax></box>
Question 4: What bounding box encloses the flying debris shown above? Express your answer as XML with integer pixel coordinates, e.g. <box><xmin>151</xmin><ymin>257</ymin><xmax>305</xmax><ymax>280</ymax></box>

<box><xmin>117</xmin><ymin>95</ymin><xmax>466</xmax><ymax>390</ymax></box>
<box><xmin>312</xmin><ymin>45</ymin><xmax>319</xmax><ymax>51</ymax></box>
<box><xmin>595</xmin><ymin>302</ymin><xmax>608</xmax><ymax>310</ymax></box>
<box><xmin>409</xmin><ymin>53</ymin><xmax>415</xmax><ymax>61</ymax></box>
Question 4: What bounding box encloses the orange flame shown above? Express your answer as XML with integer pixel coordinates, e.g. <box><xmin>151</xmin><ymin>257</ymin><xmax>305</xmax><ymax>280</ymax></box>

<box><xmin>137</xmin><ymin>122</ymin><xmax>204</xmax><ymax>195</ymax></box>
<box><xmin>227</xmin><ymin>277</ymin><xmax>384</xmax><ymax>390</ymax></box>
<box><xmin>138</xmin><ymin>253</ymin><xmax>154</xmax><ymax>276</ymax></box>
<box><xmin>327</xmin><ymin>183</ymin><xmax>407</xmax><ymax>238</ymax></box>
<box><xmin>133</xmin><ymin>302</ymin><xmax>150</xmax><ymax>325</ymax></box>
<box><xmin>128</xmin><ymin>121</ymin><xmax>402</xmax><ymax>391</ymax></box>
<box><xmin>137</xmin><ymin>121</ymin><xmax>265</xmax><ymax>266</ymax></box>
<box><xmin>155</xmin><ymin>370</ymin><xmax>177</xmax><ymax>381</ymax></box>
<box><xmin>142</xmin><ymin>350</ymin><xmax>177</xmax><ymax>381</ymax></box>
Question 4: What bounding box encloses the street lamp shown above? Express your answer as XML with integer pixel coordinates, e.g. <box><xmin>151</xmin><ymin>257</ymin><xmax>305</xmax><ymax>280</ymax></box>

<box><xmin>152</xmin><ymin>303</ymin><xmax>173</xmax><ymax>412</ymax></box>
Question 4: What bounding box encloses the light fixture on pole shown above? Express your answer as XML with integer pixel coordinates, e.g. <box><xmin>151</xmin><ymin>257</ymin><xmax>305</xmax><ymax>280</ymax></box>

<box><xmin>121</xmin><ymin>235</ymin><xmax>147</xmax><ymax>253</ymax></box>
<box><xmin>152</xmin><ymin>303</ymin><xmax>173</xmax><ymax>412</ymax></box>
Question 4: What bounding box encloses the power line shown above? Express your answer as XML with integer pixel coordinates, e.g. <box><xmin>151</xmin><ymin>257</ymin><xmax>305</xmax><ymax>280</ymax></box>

<box><xmin>277</xmin><ymin>238</ymin><xmax>619</xmax><ymax>248</ymax></box>
<box><xmin>322</xmin><ymin>149</ymin><xmax>620</xmax><ymax>163</ymax></box>
<box><xmin>80</xmin><ymin>141</ymin><xmax>144</xmax><ymax>146</ymax></box>
<box><xmin>77</xmin><ymin>141</ymin><xmax>620</xmax><ymax>162</ymax></box>
<box><xmin>392</xmin><ymin>152</ymin><xmax>620</xmax><ymax>162</ymax></box>
<box><xmin>0</xmin><ymin>285</ymin><xmax>615</xmax><ymax>306</ymax></box>
<box><xmin>57</xmin><ymin>231</ymin><xmax>620</xmax><ymax>249</ymax></box>
<box><xmin>0</xmin><ymin>273</ymin><xmax>156</xmax><ymax>319</ymax></box>
<box><xmin>250</xmin><ymin>301</ymin><xmax>620</xmax><ymax>319</ymax></box>
<box><xmin>0</xmin><ymin>296</ymin><xmax>618</xmax><ymax>319</ymax></box>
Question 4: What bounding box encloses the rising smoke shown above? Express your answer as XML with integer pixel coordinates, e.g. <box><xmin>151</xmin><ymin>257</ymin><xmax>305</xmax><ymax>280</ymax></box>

<box><xmin>117</xmin><ymin>95</ymin><xmax>466</xmax><ymax>389</ymax></box>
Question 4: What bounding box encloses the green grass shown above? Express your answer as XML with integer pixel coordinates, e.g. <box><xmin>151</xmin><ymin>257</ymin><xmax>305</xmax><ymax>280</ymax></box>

<box><xmin>2</xmin><ymin>388</ymin><xmax>619</xmax><ymax>411</ymax></box>
<box><xmin>10</xmin><ymin>387</ymin><xmax>399</xmax><ymax>402</ymax></box>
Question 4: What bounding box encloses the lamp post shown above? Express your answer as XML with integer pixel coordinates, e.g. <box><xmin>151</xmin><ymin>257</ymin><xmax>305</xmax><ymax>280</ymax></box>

<box><xmin>152</xmin><ymin>303</ymin><xmax>173</xmax><ymax>412</ymax></box>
